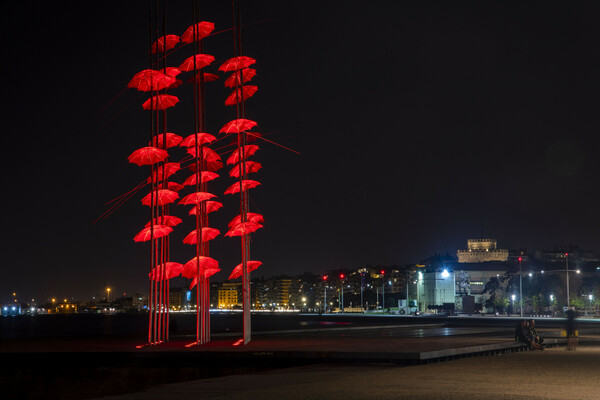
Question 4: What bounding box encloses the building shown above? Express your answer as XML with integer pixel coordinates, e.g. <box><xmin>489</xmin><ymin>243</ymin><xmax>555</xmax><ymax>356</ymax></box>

<box><xmin>218</xmin><ymin>282</ymin><xmax>241</xmax><ymax>309</ymax></box>
<box><xmin>457</xmin><ymin>239</ymin><xmax>508</xmax><ymax>263</ymax></box>
<box><xmin>416</xmin><ymin>268</ymin><xmax>456</xmax><ymax>312</ymax></box>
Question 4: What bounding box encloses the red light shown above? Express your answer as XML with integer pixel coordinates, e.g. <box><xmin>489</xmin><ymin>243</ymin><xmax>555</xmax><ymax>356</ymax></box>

<box><xmin>565</xmin><ymin>253</ymin><xmax>568</xmax><ymax>256</ymax></box>
<box><xmin>323</xmin><ymin>275</ymin><xmax>327</xmax><ymax>281</ymax></box>
<box><xmin>518</xmin><ymin>257</ymin><xmax>522</xmax><ymax>262</ymax></box>
<box><xmin>380</xmin><ymin>270</ymin><xmax>385</xmax><ymax>275</ymax></box>
<box><xmin>340</xmin><ymin>274</ymin><xmax>345</xmax><ymax>279</ymax></box>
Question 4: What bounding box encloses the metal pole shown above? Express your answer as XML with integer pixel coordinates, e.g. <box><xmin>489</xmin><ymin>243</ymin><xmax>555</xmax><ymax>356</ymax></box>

<box><xmin>566</xmin><ymin>253</ymin><xmax>570</xmax><ymax>308</ymax></box>
<box><xmin>519</xmin><ymin>258</ymin><xmax>523</xmax><ymax>318</ymax></box>
<box><xmin>341</xmin><ymin>281</ymin><xmax>344</xmax><ymax>313</ymax></box>
<box><xmin>360</xmin><ymin>273</ymin><xmax>364</xmax><ymax>313</ymax></box>
<box><xmin>382</xmin><ymin>277</ymin><xmax>385</xmax><ymax>313</ymax></box>
<box><xmin>324</xmin><ymin>284</ymin><xmax>327</xmax><ymax>313</ymax></box>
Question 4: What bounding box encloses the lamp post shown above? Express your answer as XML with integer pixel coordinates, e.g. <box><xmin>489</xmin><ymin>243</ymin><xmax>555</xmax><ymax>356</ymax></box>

<box><xmin>511</xmin><ymin>294</ymin><xmax>516</xmax><ymax>315</ymax></box>
<box><xmin>588</xmin><ymin>294</ymin><xmax>593</xmax><ymax>315</ymax></box>
<box><xmin>340</xmin><ymin>274</ymin><xmax>345</xmax><ymax>313</ymax></box>
<box><xmin>323</xmin><ymin>275</ymin><xmax>328</xmax><ymax>313</ymax></box>
<box><xmin>565</xmin><ymin>253</ymin><xmax>570</xmax><ymax>308</ymax></box>
<box><xmin>360</xmin><ymin>272</ymin><xmax>364</xmax><ymax>313</ymax></box>
<box><xmin>518</xmin><ymin>257</ymin><xmax>523</xmax><ymax>317</ymax></box>
<box><xmin>382</xmin><ymin>273</ymin><xmax>385</xmax><ymax>313</ymax></box>
<box><xmin>107</xmin><ymin>287</ymin><xmax>111</xmax><ymax>303</ymax></box>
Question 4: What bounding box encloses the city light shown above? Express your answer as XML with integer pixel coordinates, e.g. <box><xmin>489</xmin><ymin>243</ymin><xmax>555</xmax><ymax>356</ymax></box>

<box><xmin>441</xmin><ymin>269</ymin><xmax>449</xmax><ymax>278</ymax></box>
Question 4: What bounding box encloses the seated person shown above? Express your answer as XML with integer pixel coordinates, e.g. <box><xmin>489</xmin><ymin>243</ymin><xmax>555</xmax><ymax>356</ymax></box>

<box><xmin>528</xmin><ymin>319</ymin><xmax>543</xmax><ymax>346</ymax></box>
<box><xmin>515</xmin><ymin>320</ymin><xmax>541</xmax><ymax>350</ymax></box>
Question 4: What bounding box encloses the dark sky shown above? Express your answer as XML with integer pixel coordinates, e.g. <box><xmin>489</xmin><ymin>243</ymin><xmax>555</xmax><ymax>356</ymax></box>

<box><xmin>2</xmin><ymin>1</ymin><xmax>600</xmax><ymax>303</ymax></box>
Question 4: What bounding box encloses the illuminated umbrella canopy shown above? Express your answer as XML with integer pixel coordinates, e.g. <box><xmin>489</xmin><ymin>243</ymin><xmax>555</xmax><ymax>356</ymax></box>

<box><xmin>179</xmin><ymin>132</ymin><xmax>216</xmax><ymax>147</ymax></box>
<box><xmin>228</xmin><ymin>261</ymin><xmax>262</xmax><ymax>280</ymax></box>
<box><xmin>179</xmin><ymin>54</ymin><xmax>215</xmax><ymax>72</ymax></box>
<box><xmin>151</xmin><ymin>34</ymin><xmax>180</xmax><ymax>53</ymax></box>
<box><xmin>219</xmin><ymin>56</ymin><xmax>256</xmax><ymax>72</ymax></box>
<box><xmin>147</xmin><ymin>162</ymin><xmax>181</xmax><ymax>183</ymax></box>
<box><xmin>189</xmin><ymin>201</ymin><xmax>223</xmax><ymax>215</ymax></box>
<box><xmin>228</xmin><ymin>213</ymin><xmax>264</xmax><ymax>228</ymax></box>
<box><xmin>149</xmin><ymin>132</ymin><xmax>183</xmax><ymax>148</ymax></box>
<box><xmin>142</xmin><ymin>94</ymin><xmax>179</xmax><ymax>111</ymax></box>
<box><xmin>164</xmin><ymin>67</ymin><xmax>182</xmax><ymax>77</ymax></box>
<box><xmin>167</xmin><ymin>182</ymin><xmax>184</xmax><ymax>192</ymax></box>
<box><xmin>179</xmin><ymin>191</ymin><xmax>217</xmax><ymax>205</ymax></box>
<box><xmin>224</xmin><ymin>85</ymin><xmax>258</xmax><ymax>106</ymax></box>
<box><xmin>141</xmin><ymin>189</ymin><xmax>179</xmax><ymax>206</ymax></box>
<box><xmin>224</xmin><ymin>68</ymin><xmax>257</xmax><ymax>88</ymax></box>
<box><xmin>186</xmin><ymin>146</ymin><xmax>221</xmax><ymax>162</ymax></box>
<box><xmin>183</xmin><ymin>171</ymin><xmax>219</xmax><ymax>186</ymax></box>
<box><xmin>180</xmin><ymin>21</ymin><xmax>215</xmax><ymax>43</ymax></box>
<box><xmin>167</xmin><ymin>79</ymin><xmax>183</xmax><ymax>89</ymax></box>
<box><xmin>145</xmin><ymin>215</ymin><xmax>183</xmax><ymax>228</ymax></box>
<box><xmin>182</xmin><ymin>227</ymin><xmax>220</xmax><ymax>245</ymax></box>
<box><xmin>229</xmin><ymin>161</ymin><xmax>262</xmax><ymax>178</ymax></box>
<box><xmin>226</xmin><ymin>145</ymin><xmax>259</xmax><ymax>165</ymax></box>
<box><xmin>224</xmin><ymin>179</ymin><xmax>261</xmax><ymax>195</ymax></box>
<box><xmin>128</xmin><ymin>69</ymin><xmax>176</xmax><ymax>92</ymax></box>
<box><xmin>220</xmin><ymin>118</ymin><xmax>258</xmax><ymax>134</ymax></box>
<box><xmin>225</xmin><ymin>222</ymin><xmax>263</xmax><ymax>237</ymax></box>
<box><xmin>188</xmin><ymin>160</ymin><xmax>223</xmax><ymax>173</ymax></box>
<box><xmin>128</xmin><ymin>146</ymin><xmax>168</xmax><ymax>166</ymax></box>
<box><xmin>181</xmin><ymin>256</ymin><xmax>219</xmax><ymax>279</ymax></box>
<box><xmin>187</xmin><ymin>72</ymin><xmax>220</xmax><ymax>84</ymax></box>
<box><xmin>189</xmin><ymin>270</ymin><xmax>219</xmax><ymax>290</ymax></box>
<box><xmin>134</xmin><ymin>225</ymin><xmax>173</xmax><ymax>242</ymax></box>
<box><xmin>149</xmin><ymin>262</ymin><xmax>183</xmax><ymax>280</ymax></box>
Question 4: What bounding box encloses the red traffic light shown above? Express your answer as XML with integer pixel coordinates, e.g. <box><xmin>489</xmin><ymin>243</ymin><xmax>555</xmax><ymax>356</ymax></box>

<box><xmin>565</xmin><ymin>253</ymin><xmax>569</xmax><ymax>257</ymax></box>
<box><xmin>518</xmin><ymin>257</ymin><xmax>522</xmax><ymax>262</ymax></box>
<box><xmin>380</xmin><ymin>270</ymin><xmax>385</xmax><ymax>275</ymax></box>
<box><xmin>323</xmin><ymin>275</ymin><xmax>328</xmax><ymax>281</ymax></box>
<box><xmin>340</xmin><ymin>274</ymin><xmax>345</xmax><ymax>279</ymax></box>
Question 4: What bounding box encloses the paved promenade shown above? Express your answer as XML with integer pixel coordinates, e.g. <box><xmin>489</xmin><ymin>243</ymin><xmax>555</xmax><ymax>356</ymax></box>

<box><xmin>90</xmin><ymin>345</ymin><xmax>600</xmax><ymax>400</ymax></box>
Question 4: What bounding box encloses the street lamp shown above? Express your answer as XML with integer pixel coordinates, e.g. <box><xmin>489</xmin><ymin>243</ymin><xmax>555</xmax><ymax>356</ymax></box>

<box><xmin>322</xmin><ymin>275</ymin><xmax>327</xmax><ymax>313</ymax></box>
<box><xmin>107</xmin><ymin>287</ymin><xmax>111</xmax><ymax>303</ymax></box>
<box><xmin>511</xmin><ymin>294</ymin><xmax>516</xmax><ymax>314</ymax></box>
<box><xmin>380</xmin><ymin>270</ymin><xmax>385</xmax><ymax>313</ymax></box>
<box><xmin>518</xmin><ymin>257</ymin><xmax>523</xmax><ymax>318</ymax></box>
<box><xmin>589</xmin><ymin>294</ymin><xmax>594</xmax><ymax>314</ymax></box>
<box><xmin>339</xmin><ymin>274</ymin><xmax>345</xmax><ymax>313</ymax></box>
<box><xmin>565</xmin><ymin>253</ymin><xmax>570</xmax><ymax>308</ymax></box>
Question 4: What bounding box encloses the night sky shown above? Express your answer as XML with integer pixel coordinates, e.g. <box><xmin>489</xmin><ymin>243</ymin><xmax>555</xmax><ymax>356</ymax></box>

<box><xmin>2</xmin><ymin>1</ymin><xmax>600</xmax><ymax>302</ymax></box>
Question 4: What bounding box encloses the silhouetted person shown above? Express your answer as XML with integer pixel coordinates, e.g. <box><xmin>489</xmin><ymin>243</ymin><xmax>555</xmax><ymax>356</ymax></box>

<box><xmin>566</xmin><ymin>309</ymin><xmax>578</xmax><ymax>351</ymax></box>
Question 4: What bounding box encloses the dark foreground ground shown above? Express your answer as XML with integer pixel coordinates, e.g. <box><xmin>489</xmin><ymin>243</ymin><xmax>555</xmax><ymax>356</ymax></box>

<box><xmin>2</xmin><ymin>314</ymin><xmax>599</xmax><ymax>399</ymax></box>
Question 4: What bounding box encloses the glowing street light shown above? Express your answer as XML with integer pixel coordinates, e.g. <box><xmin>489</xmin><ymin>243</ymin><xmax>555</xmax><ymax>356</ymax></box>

<box><xmin>107</xmin><ymin>287</ymin><xmax>111</xmax><ymax>303</ymax></box>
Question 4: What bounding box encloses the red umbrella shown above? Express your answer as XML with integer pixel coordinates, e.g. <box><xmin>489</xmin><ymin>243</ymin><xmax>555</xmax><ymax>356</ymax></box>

<box><xmin>228</xmin><ymin>213</ymin><xmax>264</xmax><ymax>228</ymax></box>
<box><xmin>179</xmin><ymin>132</ymin><xmax>216</xmax><ymax>147</ymax></box>
<box><xmin>164</xmin><ymin>67</ymin><xmax>181</xmax><ymax>77</ymax></box>
<box><xmin>183</xmin><ymin>227</ymin><xmax>220</xmax><ymax>245</ymax></box>
<box><xmin>145</xmin><ymin>215</ymin><xmax>182</xmax><ymax>228</ymax></box>
<box><xmin>224</xmin><ymin>179</ymin><xmax>261</xmax><ymax>195</ymax></box>
<box><xmin>128</xmin><ymin>69</ymin><xmax>175</xmax><ymax>92</ymax></box>
<box><xmin>224</xmin><ymin>85</ymin><xmax>258</xmax><ymax>106</ymax></box>
<box><xmin>167</xmin><ymin>79</ymin><xmax>183</xmax><ymax>89</ymax></box>
<box><xmin>189</xmin><ymin>201</ymin><xmax>223</xmax><ymax>215</ymax></box>
<box><xmin>228</xmin><ymin>261</ymin><xmax>262</xmax><ymax>280</ymax></box>
<box><xmin>142</xmin><ymin>94</ymin><xmax>179</xmax><ymax>111</ymax></box>
<box><xmin>219</xmin><ymin>56</ymin><xmax>256</xmax><ymax>72</ymax></box>
<box><xmin>180</xmin><ymin>21</ymin><xmax>215</xmax><ymax>43</ymax></box>
<box><xmin>220</xmin><ymin>118</ymin><xmax>258</xmax><ymax>134</ymax></box>
<box><xmin>225</xmin><ymin>222</ymin><xmax>263</xmax><ymax>237</ymax></box>
<box><xmin>226</xmin><ymin>145</ymin><xmax>259</xmax><ymax>165</ymax></box>
<box><xmin>179</xmin><ymin>54</ymin><xmax>215</xmax><ymax>72</ymax></box>
<box><xmin>151</xmin><ymin>35</ymin><xmax>181</xmax><ymax>53</ymax></box>
<box><xmin>183</xmin><ymin>171</ymin><xmax>219</xmax><ymax>186</ymax></box>
<box><xmin>149</xmin><ymin>132</ymin><xmax>183</xmax><ymax>148</ymax></box>
<box><xmin>179</xmin><ymin>191</ymin><xmax>217</xmax><ymax>205</ymax></box>
<box><xmin>186</xmin><ymin>146</ymin><xmax>221</xmax><ymax>162</ymax></box>
<box><xmin>128</xmin><ymin>147</ymin><xmax>168</xmax><ymax>166</ymax></box>
<box><xmin>229</xmin><ymin>161</ymin><xmax>262</xmax><ymax>178</ymax></box>
<box><xmin>224</xmin><ymin>68</ymin><xmax>257</xmax><ymax>88</ymax></box>
<box><xmin>186</xmin><ymin>72</ymin><xmax>220</xmax><ymax>84</ymax></box>
<box><xmin>167</xmin><ymin>182</ymin><xmax>184</xmax><ymax>192</ymax></box>
<box><xmin>182</xmin><ymin>256</ymin><xmax>219</xmax><ymax>278</ymax></box>
<box><xmin>149</xmin><ymin>262</ymin><xmax>183</xmax><ymax>280</ymax></box>
<box><xmin>147</xmin><ymin>162</ymin><xmax>181</xmax><ymax>183</ymax></box>
<box><xmin>141</xmin><ymin>189</ymin><xmax>179</xmax><ymax>206</ymax></box>
<box><xmin>134</xmin><ymin>225</ymin><xmax>173</xmax><ymax>242</ymax></box>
